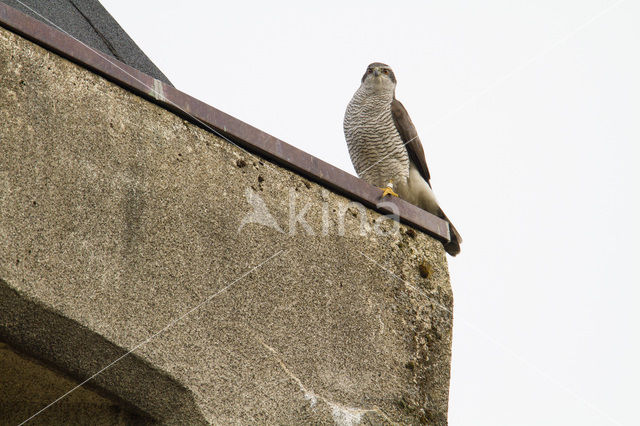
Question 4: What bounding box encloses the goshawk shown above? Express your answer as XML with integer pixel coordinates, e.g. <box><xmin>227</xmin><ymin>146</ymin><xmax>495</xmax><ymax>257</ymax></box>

<box><xmin>344</xmin><ymin>62</ymin><xmax>461</xmax><ymax>256</ymax></box>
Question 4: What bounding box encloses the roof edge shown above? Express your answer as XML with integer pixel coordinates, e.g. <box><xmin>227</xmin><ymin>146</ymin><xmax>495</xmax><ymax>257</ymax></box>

<box><xmin>0</xmin><ymin>2</ymin><xmax>450</xmax><ymax>242</ymax></box>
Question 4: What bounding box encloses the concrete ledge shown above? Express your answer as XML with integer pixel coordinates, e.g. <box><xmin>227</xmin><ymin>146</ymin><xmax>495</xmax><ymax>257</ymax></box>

<box><xmin>0</xmin><ymin>1</ymin><xmax>451</xmax><ymax>242</ymax></box>
<box><xmin>0</xmin><ymin>24</ymin><xmax>453</xmax><ymax>424</ymax></box>
<box><xmin>1</xmin><ymin>281</ymin><xmax>203</xmax><ymax>424</ymax></box>
<box><xmin>1</xmin><ymin>340</ymin><xmax>156</xmax><ymax>425</ymax></box>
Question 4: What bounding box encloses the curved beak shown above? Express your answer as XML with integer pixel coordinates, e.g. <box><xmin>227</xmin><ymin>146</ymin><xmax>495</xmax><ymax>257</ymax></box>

<box><xmin>373</xmin><ymin>69</ymin><xmax>381</xmax><ymax>77</ymax></box>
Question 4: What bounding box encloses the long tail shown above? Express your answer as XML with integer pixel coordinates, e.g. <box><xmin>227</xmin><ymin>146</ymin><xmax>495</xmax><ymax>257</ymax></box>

<box><xmin>438</xmin><ymin>208</ymin><xmax>462</xmax><ymax>256</ymax></box>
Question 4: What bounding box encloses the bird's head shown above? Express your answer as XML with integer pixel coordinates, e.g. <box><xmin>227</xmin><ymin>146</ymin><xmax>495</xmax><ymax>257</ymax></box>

<box><xmin>361</xmin><ymin>62</ymin><xmax>397</xmax><ymax>93</ymax></box>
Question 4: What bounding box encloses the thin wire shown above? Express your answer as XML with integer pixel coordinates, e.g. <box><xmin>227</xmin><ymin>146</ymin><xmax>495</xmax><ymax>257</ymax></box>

<box><xmin>358</xmin><ymin>0</ymin><xmax>626</xmax><ymax>182</ymax></box>
<box><xmin>423</xmin><ymin>0</ymin><xmax>626</xmax><ymax>133</ymax></box>
<box><xmin>9</xmin><ymin>1</ymin><xmax>628</xmax><ymax>424</ymax></box>
<box><xmin>12</xmin><ymin>0</ymin><xmax>247</xmax><ymax>155</ymax></box>
<box><xmin>7</xmin><ymin>5</ymin><xmax>289</xmax><ymax>423</ymax></box>
<box><xmin>18</xmin><ymin>249</ymin><xmax>287</xmax><ymax>425</ymax></box>
<box><xmin>358</xmin><ymin>251</ymin><xmax>622</xmax><ymax>426</ymax></box>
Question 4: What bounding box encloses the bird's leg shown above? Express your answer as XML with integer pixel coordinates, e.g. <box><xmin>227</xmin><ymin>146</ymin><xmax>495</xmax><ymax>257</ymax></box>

<box><xmin>379</xmin><ymin>180</ymin><xmax>399</xmax><ymax>198</ymax></box>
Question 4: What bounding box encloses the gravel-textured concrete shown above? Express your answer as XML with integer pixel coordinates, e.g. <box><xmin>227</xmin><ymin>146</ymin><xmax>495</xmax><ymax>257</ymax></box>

<box><xmin>0</xmin><ymin>26</ymin><xmax>453</xmax><ymax>424</ymax></box>
<box><xmin>0</xmin><ymin>342</ymin><xmax>155</xmax><ymax>425</ymax></box>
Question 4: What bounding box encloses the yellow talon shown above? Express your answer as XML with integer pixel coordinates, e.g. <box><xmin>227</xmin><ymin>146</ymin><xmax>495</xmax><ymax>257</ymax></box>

<box><xmin>380</xmin><ymin>186</ymin><xmax>398</xmax><ymax>198</ymax></box>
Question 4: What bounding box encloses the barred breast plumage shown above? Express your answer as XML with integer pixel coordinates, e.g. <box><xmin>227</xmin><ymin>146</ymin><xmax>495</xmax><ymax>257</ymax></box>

<box><xmin>343</xmin><ymin>86</ymin><xmax>409</xmax><ymax>188</ymax></box>
<box><xmin>343</xmin><ymin>62</ymin><xmax>462</xmax><ymax>256</ymax></box>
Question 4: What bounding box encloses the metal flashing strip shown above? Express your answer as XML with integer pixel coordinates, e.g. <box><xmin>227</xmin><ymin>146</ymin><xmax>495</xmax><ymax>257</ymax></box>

<box><xmin>0</xmin><ymin>2</ymin><xmax>450</xmax><ymax>241</ymax></box>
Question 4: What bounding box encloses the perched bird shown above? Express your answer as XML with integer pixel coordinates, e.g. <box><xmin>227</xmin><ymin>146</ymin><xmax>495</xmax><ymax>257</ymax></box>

<box><xmin>344</xmin><ymin>62</ymin><xmax>461</xmax><ymax>256</ymax></box>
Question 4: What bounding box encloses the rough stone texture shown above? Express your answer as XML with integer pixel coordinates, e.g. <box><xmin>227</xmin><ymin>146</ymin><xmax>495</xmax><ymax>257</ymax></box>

<box><xmin>0</xmin><ymin>26</ymin><xmax>453</xmax><ymax>425</ymax></box>
<box><xmin>0</xmin><ymin>342</ymin><xmax>154</xmax><ymax>425</ymax></box>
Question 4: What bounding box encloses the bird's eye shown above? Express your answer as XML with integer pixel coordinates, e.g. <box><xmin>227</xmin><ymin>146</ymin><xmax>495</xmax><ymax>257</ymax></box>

<box><xmin>367</xmin><ymin>69</ymin><xmax>373</xmax><ymax>74</ymax></box>
<box><xmin>383</xmin><ymin>69</ymin><xmax>389</xmax><ymax>75</ymax></box>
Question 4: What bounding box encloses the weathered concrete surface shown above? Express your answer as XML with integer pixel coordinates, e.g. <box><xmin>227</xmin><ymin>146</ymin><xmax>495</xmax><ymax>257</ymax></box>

<box><xmin>0</xmin><ymin>341</ymin><xmax>154</xmax><ymax>425</ymax></box>
<box><xmin>0</xmin><ymin>26</ymin><xmax>453</xmax><ymax>425</ymax></box>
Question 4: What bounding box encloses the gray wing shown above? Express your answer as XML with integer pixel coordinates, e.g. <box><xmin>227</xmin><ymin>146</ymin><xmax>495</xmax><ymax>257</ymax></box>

<box><xmin>391</xmin><ymin>98</ymin><xmax>431</xmax><ymax>186</ymax></box>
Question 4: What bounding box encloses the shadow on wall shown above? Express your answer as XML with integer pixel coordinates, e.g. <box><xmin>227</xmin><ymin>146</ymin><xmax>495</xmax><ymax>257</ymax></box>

<box><xmin>0</xmin><ymin>280</ymin><xmax>206</xmax><ymax>425</ymax></box>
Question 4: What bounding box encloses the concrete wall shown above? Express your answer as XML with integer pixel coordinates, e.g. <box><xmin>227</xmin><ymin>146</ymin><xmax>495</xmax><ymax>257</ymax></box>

<box><xmin>0</xmin><ymin>26</ymin><xmax>453</xmax><ymax>425</ymax></box>
<box><xmin>1</xmin><ymin>342</ymin><xmax>154</xmax><ymax>425</ymax></box>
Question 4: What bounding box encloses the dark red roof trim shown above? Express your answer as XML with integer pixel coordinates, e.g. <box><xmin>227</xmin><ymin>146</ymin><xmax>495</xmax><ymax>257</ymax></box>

<box><xmin>0</xmin><ymin>2</ymin><xmax>450</xmax><ymax>241</ymax></box>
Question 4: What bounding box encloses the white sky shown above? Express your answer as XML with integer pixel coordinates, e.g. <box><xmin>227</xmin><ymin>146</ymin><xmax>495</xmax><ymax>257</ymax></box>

<box><xmin>101</xmin><ymin>1</ymin><xmax>639</xmax><ymax>424</ymax></box>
